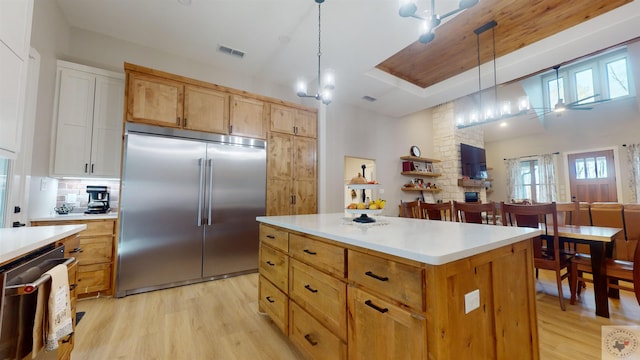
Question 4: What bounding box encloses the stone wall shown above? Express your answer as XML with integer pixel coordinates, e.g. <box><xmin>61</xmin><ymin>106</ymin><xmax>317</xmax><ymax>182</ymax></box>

<box><xmin>432</xmin><ymin>102</ymin><xmax>486</xmax><ymax>203</ymax></box>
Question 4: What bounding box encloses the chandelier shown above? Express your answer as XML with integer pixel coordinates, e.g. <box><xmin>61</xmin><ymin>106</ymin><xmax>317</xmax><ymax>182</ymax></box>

<box><xmin>399</xmin><ymin>0</ymin><xmax>480</xmax><ymax>44</ymax></box>
<box><xmin>296</xmin><ymin>0</ymin><xmax>335</xmax><ymax>105</ymax></box>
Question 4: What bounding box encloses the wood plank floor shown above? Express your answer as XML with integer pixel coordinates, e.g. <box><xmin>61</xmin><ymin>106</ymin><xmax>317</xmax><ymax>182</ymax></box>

<box><xmin>73</xmin><ymin>271</ymin><xmax>639</xmax><ymax>359</ymax></box>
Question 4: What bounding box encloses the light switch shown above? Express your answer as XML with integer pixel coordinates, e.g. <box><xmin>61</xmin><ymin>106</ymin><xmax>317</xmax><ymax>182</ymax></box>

<box><xmin>464</xmin><ymin>289</ymin><xmax>480</xmax><ymax>314</ymax></box>
<box><xmin>379</xmin><ymin>188</ymin><xmax>384</xmax><ymax>194</ymax></box>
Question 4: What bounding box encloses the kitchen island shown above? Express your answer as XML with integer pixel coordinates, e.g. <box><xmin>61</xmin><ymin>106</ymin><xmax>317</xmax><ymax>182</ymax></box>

<box><xmin>0</xmin><ymin>224</ymin><xmax>86</xmax><ymax>265</ymax></box>
<box><xmin>256</xmin><ymin>213</ymin><xmax>542</xmax><ymax>360</ymax></box>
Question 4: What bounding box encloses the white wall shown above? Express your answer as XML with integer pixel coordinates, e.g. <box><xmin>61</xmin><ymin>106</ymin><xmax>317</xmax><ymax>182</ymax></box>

<box><xmin>485</xmin><ymin>96</ymin><xmax>640</xmax><ymax>203</ymax></box>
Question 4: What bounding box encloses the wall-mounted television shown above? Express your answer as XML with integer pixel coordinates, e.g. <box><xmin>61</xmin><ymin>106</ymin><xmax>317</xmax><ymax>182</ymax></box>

<box><xmin>460</xmin><ymin>143</ymin><xmax>487</xmax><ymax>180</ymax></box>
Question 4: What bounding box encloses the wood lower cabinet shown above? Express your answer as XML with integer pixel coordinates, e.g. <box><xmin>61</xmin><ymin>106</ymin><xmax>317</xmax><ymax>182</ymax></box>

<box><xmin>258</xmin><ymin>223</ymin><xmax>540</xmax><ymax>360</ymax></box>
<box><xmin>32</xmin><ymin>218</ymin><xmax>117</xmax><ymax>298</ymax></box>
<box><xmin>347</xmin><ymin>286</ymin><xmax>426</xmax><ymax>360</ymax></box>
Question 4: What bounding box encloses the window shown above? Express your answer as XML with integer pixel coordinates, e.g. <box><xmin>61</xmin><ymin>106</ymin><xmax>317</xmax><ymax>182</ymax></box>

<box><xmin>514</xmin><ymin>160</ymin><xmax>538</xmax><ymax>201</ymax></box>
<box><xmin>606</xmin><ymin>57</ymin><xmax>630</xmax><ymax>98</ymax></box>
<box><xmin>574</xmin><ymin>156</ymin><xmax>608</xmax><ymax>179</ymax></box>
<box><xmin>542</xmin><ymin>48</ymin><xmax>634</xmax><ymax>110</ymax></box>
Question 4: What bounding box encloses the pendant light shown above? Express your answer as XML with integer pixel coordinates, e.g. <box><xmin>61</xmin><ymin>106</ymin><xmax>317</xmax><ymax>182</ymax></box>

<box><xmin>296</xmin><ymin>0</ymin><xmax>334</xmax><ymax>105</ymax></box>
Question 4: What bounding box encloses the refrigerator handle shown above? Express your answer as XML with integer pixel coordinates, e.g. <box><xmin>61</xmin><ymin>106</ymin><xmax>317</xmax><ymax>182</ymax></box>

<box><xmin>207</xmin><ymin>158</ymin><xmax>213</xmax><ymax>226</ymax></box>
<box><xmin>197</xmin><ymin>158</ymin><xmax>205</xmax><ymax>226</ymax></box>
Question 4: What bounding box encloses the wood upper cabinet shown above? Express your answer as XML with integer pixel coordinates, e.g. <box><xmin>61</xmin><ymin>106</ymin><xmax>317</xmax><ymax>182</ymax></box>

<box><xmin>270</xmin><ymin>104</ymin><xmax>317</xmax><ymax>138</ymax></box>
<box><xmin>126</xmin><ymin>68</ymin><xmax>266</xmax><ymax>139</ymax></box>
<box><xmin>230</xmin><ymin>95</ymin><xmax>266</xmax><ymax>139</ymax></box>
<box><xmin>52</xmin><ymin>62</ymin><xmax>124</xmax><ymax>178</ymax></box>
<box><xmin>127</xmin><ymin>71</ymin><xmax>183</xmax><ymax>127</ymax></box>
<box><xmin>184</xmin><ymin>85</ymin><xmax>229</xmax><ymax>133</ymax></box>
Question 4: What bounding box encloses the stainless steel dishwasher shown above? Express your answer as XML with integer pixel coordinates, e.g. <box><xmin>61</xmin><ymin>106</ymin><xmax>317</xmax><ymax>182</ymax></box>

<box><xmin>0</xmin><ymin>245</ymin><xmax>73</xmax><ymax>359</ymax></box>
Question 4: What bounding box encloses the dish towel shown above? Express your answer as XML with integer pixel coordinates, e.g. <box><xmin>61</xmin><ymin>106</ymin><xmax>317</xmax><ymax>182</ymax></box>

<box><xmin>32</xmin><ymin>264</ymin><xmax>73</xmax><ymax>358</ymax></box>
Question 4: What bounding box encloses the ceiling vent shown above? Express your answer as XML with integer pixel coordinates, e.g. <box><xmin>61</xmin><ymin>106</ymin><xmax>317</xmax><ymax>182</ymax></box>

<box><xmin>362</xmin><ymin>95</ymin><xmax>377</xmax><ymax>102</ymax></box>
<box><xmin>218</xmin><ymin>45</ymin><xmax>245</xmax><ymax>59</ymax></box>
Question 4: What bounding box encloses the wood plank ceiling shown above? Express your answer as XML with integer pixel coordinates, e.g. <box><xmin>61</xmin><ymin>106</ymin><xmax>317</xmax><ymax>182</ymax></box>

<box><xmin>377</xmin><ymin>0</ymin><xmax>632</xmax><ymax>89</ymax></box>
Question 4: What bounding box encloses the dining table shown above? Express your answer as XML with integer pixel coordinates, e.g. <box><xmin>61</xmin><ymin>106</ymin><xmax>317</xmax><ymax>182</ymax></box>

<box><xmin>548</xmin><ymin>224</ymin><xmax>624</xmax><ymax>318</ymax></box>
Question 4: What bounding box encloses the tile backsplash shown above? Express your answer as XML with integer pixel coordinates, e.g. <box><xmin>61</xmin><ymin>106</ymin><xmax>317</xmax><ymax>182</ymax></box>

<box><xmin>56</xmin><ymin>179</ymin><xmax>120</xmax><ymax>211</ymax></box>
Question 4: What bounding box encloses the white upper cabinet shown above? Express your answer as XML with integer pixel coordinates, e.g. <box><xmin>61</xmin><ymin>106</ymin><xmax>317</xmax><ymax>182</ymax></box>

<box><xmin>51</xmin><ymin>61</ymin><xmax>125</xmax><ymax>178</ymax></box>
<box><xmin>0</xmin><ymin>0</ymin><xmax>34</xmax><ymax>158</ymax></box>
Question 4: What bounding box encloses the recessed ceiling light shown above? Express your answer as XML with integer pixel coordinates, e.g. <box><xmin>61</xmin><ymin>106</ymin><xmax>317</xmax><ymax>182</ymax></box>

<box><xmin>178</xmin><ymin>0</ymin><xmax>192</xmax><ymax>6</ymax></box>
<box><xmin>500</xmin><ymin>122</ymin><xmax>508</xmax><ymax>127</ymax></box>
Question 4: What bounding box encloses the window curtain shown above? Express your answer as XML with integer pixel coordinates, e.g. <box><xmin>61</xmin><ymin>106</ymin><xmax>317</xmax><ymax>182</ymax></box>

<box><xmin>506</xmin><ymin>158</ymin><xmax>522</xmax><ymax>201</ymax></box>
<box><xmin>536</xmin><ymin>153</ymin><xmax>557</xmax><ymax>203</ymax></box>
<box><xmin>628</xmin><ymin>144</ymin><xmax>640</xmax><ymax>203</ymax></box>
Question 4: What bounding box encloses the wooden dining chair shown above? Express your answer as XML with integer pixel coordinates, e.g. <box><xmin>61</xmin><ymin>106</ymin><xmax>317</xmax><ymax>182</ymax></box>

<box><xmin>501</xmin><ymin>201</ymin><xmax>573</xmax><ymax>310</ymax></box>
<box><xmin>453</xmin><ymin>201</ymin><xmax>497</xmax><ymax>224</ymax></box>
<box><xmin>555</xmin><ymin>202</ymin><xmax>581</xmax><ymax>254</ymax></box>
<box><xmin>419</xmin><ymin>201</ymin><xmax>452</xmax><ymax>221</ymax></box>
<box><xmin>399</xmin><ymin>200</ymin><xmax>421</xmax><ymax>218</ymax></box>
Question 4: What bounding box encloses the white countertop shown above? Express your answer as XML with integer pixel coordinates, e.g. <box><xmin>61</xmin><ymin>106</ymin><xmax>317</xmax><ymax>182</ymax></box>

<box><xmin>256</xmin><ymin>213</ymin><xmax>541</xmax><ymax>265</ymax></box>
<box><xmin>0</xmin><ymin>225</ymin><xmax>87</xmax><ymax>264</ymax></box>
<box><xmin>30</xmin><ymin>212</ymin><xmax>118</xmax><ymax>222</ymax></box>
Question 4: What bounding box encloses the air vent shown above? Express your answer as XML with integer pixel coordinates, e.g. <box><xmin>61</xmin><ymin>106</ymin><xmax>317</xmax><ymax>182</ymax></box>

<box><xmin>218</xmin><ymin>45</ymin><xmax>245</xmax><ymax>59</ymax></box>
<box><xmin>362</xmin><ymin>95</ymin><xmax>377</xmax><ymax>102</ymax></box>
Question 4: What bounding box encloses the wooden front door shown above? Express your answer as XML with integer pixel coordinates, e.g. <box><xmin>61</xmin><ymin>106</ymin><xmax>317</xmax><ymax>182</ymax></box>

<box><xmin>568</xmin><ymin>150</ymin><xmax>617</xmax><ymax>202</ymax></box>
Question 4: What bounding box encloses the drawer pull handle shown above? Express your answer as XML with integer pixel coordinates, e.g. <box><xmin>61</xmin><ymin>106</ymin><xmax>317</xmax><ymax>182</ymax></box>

<box><xmin>303</xmin><ymin>249</ymin><xmax>317</xmax><ymax>255</ymax></box>
<box><xmin>365</xmin><ymin>300</ymin><xmax>389</xmax><ymax>314</ymax></box>
<box><xmin>266</xmin><ymin>261</ymin><xmax>275</xmax><ymax>266</ymax></box>
<box><xmin>304</xmin><ymin>334</ymin><xmax>318</xmax><ymax>346</ymax></box>
<box><xmin>266</xmin><ymin>296</ymin><xmax>275</xmax><ymax>303</ymax></box>
<box><xmin>365</xmin><ymin>271</ymin><xmax>389</xmax><ymax>282</ymax></box>
<box><xmin>266</xmin><ymin>235</ymin><xmax>276</xmax><ymax>239</ymax></box>
<box><xmin>304</xmin><ymin>284</ymin><xmax>318</xmax><ymax>293</ymax></box>
<box><xmin>69</xmin><ymin>284</ymin><xmax>77</xmax><ymax>291</ymax></box>
<box><xmin>70</xmin><ymin>247</ymin><xmax>83</xmax><ymax>253</ymax></box>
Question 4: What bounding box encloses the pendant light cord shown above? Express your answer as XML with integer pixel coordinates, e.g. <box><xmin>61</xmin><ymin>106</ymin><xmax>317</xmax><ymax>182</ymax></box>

<box><xmin>492</xmin><ymin>27</ymin><xmax>497</xmax><ymax>108</ymax></box>
<box><xmin>476</xmin><ymin>31</ymin><xmax>481</xmax><ymax>117</ymax></box>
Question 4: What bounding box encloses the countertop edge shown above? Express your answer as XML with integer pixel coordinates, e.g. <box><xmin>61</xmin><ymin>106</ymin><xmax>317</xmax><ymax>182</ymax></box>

<box><xmin>30</xmin><ymin>213</ymin><xmax>118</xmax><ymax>222</ymax></box>
<box><xmin>0</xmin><ymin>225</ymin><xmax>87</xmax><ymax>265</ymax></box>
<box><xmin>257</xmin><ymin>214</ymin><xmax>542</xmax><ymax>265</ymax></box>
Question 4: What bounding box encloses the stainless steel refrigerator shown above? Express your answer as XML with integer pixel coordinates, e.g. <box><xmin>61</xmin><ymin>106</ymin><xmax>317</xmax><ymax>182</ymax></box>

<box><xmin>116</xmin><ymin>123</ymin><xmax>266</xmax><ymax>297</ymax></box>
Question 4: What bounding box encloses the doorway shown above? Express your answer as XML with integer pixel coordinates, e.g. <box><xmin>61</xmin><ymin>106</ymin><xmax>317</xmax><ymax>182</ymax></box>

<box><xmin>344</xmin><ymin>157</ymin><xmax>375</xmax><ymax>207</ymax></box>
<box><xmin>568</xmin><ymin>149</ymin><xmax>618</xmax><ymax>202</ymax></box>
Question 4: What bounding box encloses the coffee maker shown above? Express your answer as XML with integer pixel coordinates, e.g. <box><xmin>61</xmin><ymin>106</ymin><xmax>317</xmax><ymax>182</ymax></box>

<box><xmin>85</xmin><ymin>186</ymin><xmax>110</xmax><ymax>214</ymax></box>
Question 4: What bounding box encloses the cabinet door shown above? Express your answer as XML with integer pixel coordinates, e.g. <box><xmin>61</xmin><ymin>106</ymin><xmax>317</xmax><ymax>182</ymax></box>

<box><xmin>52</xmin><ymin>69</ymin><xmax>94</xmax><ymax>176</ymax></box>
<box><xmin>292</xmin><ymin>137</ymin><xmax>317</xmax><ymax>213</ymax></box>
<box><xmin>295</xmin><ymin>109</ymin><xmax>317</xmax><ymax>138</ymax></box>
<box><xmin>0</xmin><ymin>43</ymin><xmax>25</xmax><ymax>156</ymax></box>
<box><xmin>270</xmin><ymin>104</ymin><xmax>295</xmax><ymax>135</ymax></box>
<box><xmin>184</xmin><ymin>85</ymin><xmax>229</xmax><ymax>134</ymax></box>
<box><xmin>267</xmin><ymin>132</ymin><xmax>293</xmax><ymax>179</ymax></box>
<box><xmin>348</xmin><ymin>287</ymin><xmax>427</xmax><ymax>360</ymax></box>
<box><xmin>77</xmin><ymin>263</ymin><xmax>111</xmax><ymax>295</ymax></box>
<box><xmin>266</xmin><ymin>178</ymin><xmax>293</xmax><ymax>216</ymax></box>
<box><xmin>90</xmin><ymin>75</ymin><xmax>124</xmax><ymax>177</ymax></box>
<box><xmin>0</xmin><ymin>0</ymin><xmax>33</xmax><ymax>60</ymax></box>
<box><xmin>127</xmin><ymin>72</ymin><xmax>183</xmax><ymax>127</ymax></box>
<box><xmin>229</xmin><ymin>95</ymin><xmax>265</xmax><ymax>139</ymax></box>
<box><xmin>293</xmin><ymin>179</ymin><xmax>317</xmax><ymax>215</ymax></box>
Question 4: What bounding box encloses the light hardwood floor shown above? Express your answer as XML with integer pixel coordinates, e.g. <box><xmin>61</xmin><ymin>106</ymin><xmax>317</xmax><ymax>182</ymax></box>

<box><xmin>73</xmin><ymin>271</ymin><xmax>639</xmax><ymax>360</ymax></box>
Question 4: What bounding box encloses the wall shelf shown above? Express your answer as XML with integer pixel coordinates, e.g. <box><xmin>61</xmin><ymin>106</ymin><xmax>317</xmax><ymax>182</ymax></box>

<box><xmin>401</xmin><ymin>171</ymin><xmax>441</xmax><ymax>177</ymax></box>
<box><xmin>401</xmin><ymin>187</ymin><xmax>442</xmax><ymax>193</ymax></box>
<box><xmin>400</xmin><ymin>155</ymin><xmax>441</xmax><ymax>163</ymax></box>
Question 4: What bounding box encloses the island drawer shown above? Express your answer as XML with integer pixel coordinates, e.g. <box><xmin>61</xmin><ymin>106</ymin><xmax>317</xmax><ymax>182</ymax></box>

<box><xmin>259</xmin><ymin>275</ymin><xmax>288</xmax><ymax>335</ymax></box>
<box><xmin>289</xmin><ymin>234</ymin><xmax>345</xmax><ymax>277</ymax></box>
<box><xmin>259</xmin><ymin>244</ymin><xmax>289</xmax><ymax>292</ymax></box>
<box><xmin>289</xmin><ymin>259</ymin><xmax>347</xmax><ymax>340</ymax></box>
<box><xmin>347</xmin><ymin>250</ymin><xmax>425</xmax><ymax>311</ymax></box>
<box><xmin>289</xmin><ymin>302</ymin><xmax>347</xmax><ymax>360</ymax></box>
<box><xmin>260</xmin><ymin>224</ymin><xmax>289</xmax><ymax>253</ymax></box>
<box><xmin>75</xmin><ymin>236</ymin><xmax>113</xmax><ymax>264</ymax></box>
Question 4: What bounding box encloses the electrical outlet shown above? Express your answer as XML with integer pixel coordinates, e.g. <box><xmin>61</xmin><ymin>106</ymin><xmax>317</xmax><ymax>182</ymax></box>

<box><xmin>40</xmin><ymin>178</ymin><xmax>49</xmax><ymax>191</ymax></box>
<box><xmin>67</xmin><ymin>194</ymin><xmax>77</xmax><ymax>203</ymax></box>
<box><xmin>464</xmin><ymin>289</ymin><xmax>480</xmax><ymax>314</ymax></box>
